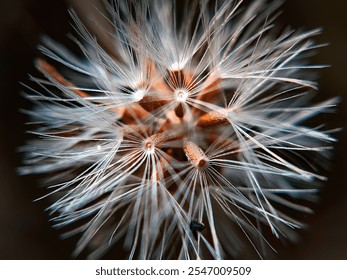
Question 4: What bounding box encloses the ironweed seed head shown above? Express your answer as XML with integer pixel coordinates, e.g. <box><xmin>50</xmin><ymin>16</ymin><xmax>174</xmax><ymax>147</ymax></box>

<box><xmin>20</xmin><ymin>0</ymin><xmax>338</xmax><ymax>259</ymax></box>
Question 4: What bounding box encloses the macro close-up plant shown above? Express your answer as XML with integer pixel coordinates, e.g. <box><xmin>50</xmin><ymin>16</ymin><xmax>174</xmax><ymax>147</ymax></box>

<box><xmin>14</xmin><ymin>0</ymin><xmax>340</xmax><ymax>259</ymax></box>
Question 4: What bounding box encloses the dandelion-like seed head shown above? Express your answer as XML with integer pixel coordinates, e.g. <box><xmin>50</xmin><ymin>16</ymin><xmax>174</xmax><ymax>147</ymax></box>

<box><xmin>20</xmin><ymin>0</ymin><xmax>338</xmax><ymax>259</ymax></box>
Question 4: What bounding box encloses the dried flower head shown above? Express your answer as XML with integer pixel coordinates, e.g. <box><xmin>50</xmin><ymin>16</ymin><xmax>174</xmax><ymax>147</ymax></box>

<box><xmin>20</xmin><ymin>0</ymin><xmax>338</xmax><ymax>259</ymax></box>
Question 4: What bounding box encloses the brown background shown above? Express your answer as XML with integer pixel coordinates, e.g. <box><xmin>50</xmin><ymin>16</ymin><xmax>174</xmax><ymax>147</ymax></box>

<box><xmin>0</xmin><ymin>0</ymin><xmax>346</xmax><ymax>259</ymax></box>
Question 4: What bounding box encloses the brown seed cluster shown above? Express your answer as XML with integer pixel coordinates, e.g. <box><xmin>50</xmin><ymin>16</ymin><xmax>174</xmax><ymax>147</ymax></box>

<box><xmin>37</xmin><ymin>57</ymin><xmax>236</xmax><ymax>180</ymax></box>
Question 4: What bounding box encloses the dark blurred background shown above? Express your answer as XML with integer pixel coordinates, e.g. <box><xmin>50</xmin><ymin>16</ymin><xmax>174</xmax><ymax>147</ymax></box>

<box><xmin>0</xmin><ymin>0</ymin><xmax>346</xmax><ymax>259</ymax></box>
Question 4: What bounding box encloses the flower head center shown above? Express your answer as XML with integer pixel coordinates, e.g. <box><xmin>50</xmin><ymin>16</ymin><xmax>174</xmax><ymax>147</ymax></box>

<box><xmin>133</xmin><ymin>89</ymin><xmax>146</xmax><ymax>101</ymax></box>
<box><xmin>175</xmin><ymin>89</ymin><xmax>188</xmax><ymax>102</ymax></box>
<box><xmin>144</xmin><ymin>140</ymin><xmax>155</xmax><ymax>154</ymax></box>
